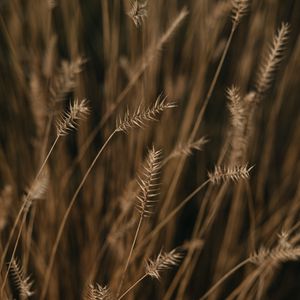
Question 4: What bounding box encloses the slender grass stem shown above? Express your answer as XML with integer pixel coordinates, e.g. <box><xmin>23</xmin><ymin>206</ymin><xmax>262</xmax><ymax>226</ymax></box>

<box><xmin>40</xmin><ymin>131</ymin><xmax>116</xmax><ymax>300</ymax></box>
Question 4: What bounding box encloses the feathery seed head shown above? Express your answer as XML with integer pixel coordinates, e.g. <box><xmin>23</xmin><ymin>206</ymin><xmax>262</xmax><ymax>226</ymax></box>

<box><xmin>255</xmin><ymin>23</ymin><xmax>290</xmax><ymax>95</ymax></box>
<box><xmin>250</xmin><ymin>242</ymin><xmax>300</xmax><ymax>267</ymax></box>
<box><xmin>146</xmin><ymin>248</ymin><xmax>183</xmax><ymax>280</ymax></box>
<box><xmin>226</xmin><ymin>86</ymin><xmax>249</xmax><ymax>164</ymax></box>
<box><xmin>277</xmin><ymin>231</ymin><xmax>292</xmax><ymax>250</ymax></box>
<box><xmin>136</xmin><ymin>147</ymin><xmax>162</xmax><ymax>217</ymax></box>
<box><xmin>249</xmin><ymin>247</ymin><xmax>269</xmax><ymax>265</ymax></box>
<box><xmin>85</xmin><ymin>284</ymin><xmax>111</xmax><ymax>300</ymax></box>
<box><xmin>50</xmin><ymin>57</ymin><xmax>86</xmax><ymax>103</ymax></box>
<box><xmin>128</xmin><ymin>0</ymin><xmax>148</xmax><ymax>27</ymax></box>
<box><xmin>10</xmin><ymin>258</ymin><xmax>34</xmax><ymax>298</ymax></box>
<box><xmin>168</xmin><ymin>137</ymin><xmax>208</xmax><ymax>161</ymax></box>
<box><xmin>231</xmin><ymin>0</ymin><xmax>249</xmax><ymax>25</ymax></box>
<box><xmin>116</xmin><ymin>94</ymin><xmax>176</xmax><ymax>133</ymax></box>
<box><xmin>208</xmin><ymin>164</ymin><xmax>253</xmax><ymax>184</ymax></box>
<box><xmin>24</xmin><ymin>170</ymin><xmax>49</xmax><ymax>212</ymax></box>
<box><xmin>56</xmin><ymin>98</ymin><xmax>89</xmax><ymax>136</ymax></box>
<box><xmin>227</xmin><ymin>86</ymin><xmax>246</xmax><ymax>126</ymax></box>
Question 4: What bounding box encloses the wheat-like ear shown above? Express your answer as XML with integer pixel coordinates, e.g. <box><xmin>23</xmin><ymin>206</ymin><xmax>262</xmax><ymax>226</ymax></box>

<box><xmin>231</xmin><ymin>0</ymin><xmax>249</xmax><ymax>25</ymax></box>
<box><xmin>250</xmin><ymin>231</ymin><xmax>299</xmax><ymax>266</ymax></box>
<box><xmin>50</xmin><ymin>57</ymin><xmax>86</xmax><ymax>103</ymax></box>
<box><xmin>24</xmin><ymin>170</ymin><xmax>49</xmax><ymax>211</ymax></box>
<box><xmin>226</xmin><ymin>86</ymin><xmax>248</xmax><ymax>164</ymax></box>
<box><xmin>85</xmin><ymin>284</ymin><xmax>111</xmax><ymax>300</ymax></box>
<box><xmin>127</xmin><ymin>0</ymin><xmax>148</xmax><ymax>27</ymax></box>
<box><xmin>10</xmin><ymin>258</ymin><xmax>34</xmax><ymax>298</ymax></box>
<box><xmin>227</xmin><ymin>86</ymin><xmax>246</xmax><ymax>129</ymax></box>
<box><xmin>116</xmin><ymin>95</ymin><xmax>176</xmax><ymax>133</ymax></box>
<box><xmin>255</xmin><ymin>23</ymin><xmax>290</xmax><ymax>95</ymax></box>
<box><xmin>250</xmin><ymin>246</ymin><xmax>300</xmax><ymax>266</ymax></box>
<box><xmin>136</xmin><ymin>147</ymin><xmax>162</xmax><ymax>217</ymax></box>
<box><xmin>208</xmin><ymin>165</ymin><xmax>253</xmax><ymax>184</ymax></box>
<box><xmin>56</xmin><ymin>98</ymin><xmax>89</xmax><ymax>136</ymax></box>
<box><xmin>145</xmin><ymin>248</ymin><xmax>184</xmax><ymax>280</ymax></box>
<box><xmin>166</xmin><ymin>137</ymin><xmax>208</xmax><ymax>162</ymax></box>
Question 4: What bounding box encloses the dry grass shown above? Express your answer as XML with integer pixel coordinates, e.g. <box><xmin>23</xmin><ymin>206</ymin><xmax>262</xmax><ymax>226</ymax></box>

<box><xmin>0</xmin><ymin>0</ymin><xmax>300</xmax><ymax>299</ymax></box>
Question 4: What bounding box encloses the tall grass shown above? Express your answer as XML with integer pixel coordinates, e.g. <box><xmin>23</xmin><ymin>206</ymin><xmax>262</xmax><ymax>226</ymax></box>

<box><xmin>0</xmin><ymin>0</ymin><xmax>300</xmax><ymax>299</ymax></box>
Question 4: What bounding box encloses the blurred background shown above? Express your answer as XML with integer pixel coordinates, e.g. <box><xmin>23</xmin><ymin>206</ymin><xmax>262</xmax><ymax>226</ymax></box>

<box><xmin>0</xmin><ymin>0</ymin><xmax>300</xmax><ymax>299</ymax></box>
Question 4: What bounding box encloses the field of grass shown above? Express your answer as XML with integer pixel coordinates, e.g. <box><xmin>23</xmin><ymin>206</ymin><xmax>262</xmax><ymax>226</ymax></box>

<box><xmin>0</xmin><ymin>0</ymin><xmax>300</xmax><ymax>299</ymax></box>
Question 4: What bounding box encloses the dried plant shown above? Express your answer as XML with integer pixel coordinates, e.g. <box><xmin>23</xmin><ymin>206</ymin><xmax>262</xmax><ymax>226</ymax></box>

<box><xmin>255</xmin><ymin>23</ymin><xmax>290</xmax><ymax>95</ymax></box>
<box><xmin>85</xmin><ymin>284</ymin><xmax>111</xmax><ymax>300</ymax></box>
<box><xmin>208</xmin><ymin>165</ymin><xmax>253</xmax><ymax>184</ymax></box>
<box><xmin>24</xmin><ymin>170</ymin><xmax>49</xmax><ymax>211</ymax></box>
<box><xmin>1</xmin><ymin>0</ymin><xmax>299</xmax><ymax>299</ymax></box>
<box><xmin>136</xmin><ymin>147</ymin><xmax>162</xmax><ymax>217</ymax></box>
<box><xmin>10</xmin><ymin>258</ymin><xmax>34</xmax><ymax>298</ymax></box>
<box><xmin>146</xmin><ymin>248</ymin><xmax>184</xmax><ymax>280</ymax></box>
<box><xmin>50</xmin><ymin>57</ymin><xmax>86</xmax><ymax>103</ymax></box>
<box><xmin>117</xmin><ymin>147</ymin><xmax>162</xmax><ymax>296</ymax></box>
<box><xmin>226</xmin><ymin>86</ymin><xmax>248</xmax><ymax>164</ymax></box>
<box><xmin>56</xmin><ymin>98</ymin><xmax>89</xmax><ymax>136</ymax></box>
<box><xmin>127</xmin><ymin>0</ymin><xmax>148</xmax><ymax>27</ymax></box>
<box><xmin>231</xmin><ymin>0</ymin><xmax>249</xmax><ymax>25</ymax></box>
<box><xmin>118</xmin><ymin>248</ymin><xmax>183</xmax><ymax>300</ymax></box>
<box><xmin>116</xmin><ymin>95</ymin><xmax>176</xmax><ymax>133</ymax></box>
<box><xmin>165</xmin><ymin>137</ymin><xmax>208</xmax><ymax>164</ymax></box>
<box><xmin>250</xmin><ymin>234</ymin><xmax>300</xmax><ymax>266</ymax></box>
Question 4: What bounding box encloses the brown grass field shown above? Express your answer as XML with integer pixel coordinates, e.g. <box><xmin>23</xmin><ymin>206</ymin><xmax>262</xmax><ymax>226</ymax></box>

<box><xmin>0</xmin><ymin>0</ymin><xmax>300</xmax><ymax>299</ymax></box>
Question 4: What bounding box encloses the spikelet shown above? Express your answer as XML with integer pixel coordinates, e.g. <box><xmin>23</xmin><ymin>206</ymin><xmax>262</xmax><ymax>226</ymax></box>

<box><xmin>250</xmin><ymin>232</ymin><xmax>300</xmax><ymax>266</ymax></box>
<box><xmin>10</xmin><ymin>258</ymin><xmax>34</xmax><ymax>298</ymax></box>
<box><xmin>85</xmin><ymin>284</ymin><xmax>111</xmax><ymax>300</ymax></box>
<box><xmin>128</xmin><ymin>0</ymin><xmax>148</xmax><ymax>27</ymax></box>
<box><xmin>50</xmin><ymin>57</ymin><xmax>85</xmax><ymax>103</ymax></box>
<box><xmin>146</xmin><ymin>248</ymin><xmax>183</xmax><ymax>280</ymax></box>
<box><xmin>227</xmin><ymin>86</ymin><xmax>246</xmax><ymax>129</ymax></box>
<box><xmin>116</xmin><ymin>95</ymin><xmax>176</xmax><ymax>133</ymax></box>
<box><xmin>167</xmin><ymin>137</ymin><xmax>208</xmax><ymax>161</ymax></box>
<box><xmin>255</xmin><ymin>23</ymin><xmax>290</xmax><ymax>95</ymax></box>
<box><xmin>277</xmin><ymin>231</ymin><xmax>292</xmax><ymax>250</ymax></box>
<box><xmin>250</xmin><ymin>246</ymin><xmax>300</xmax><ymax>266</ymax></box>
<box><xmin>208</xmin><ymin>165</ymin><xmax>253</xmax><ymax>184</ymax></box>
<box><xmin>136</xmin><ymin>147</ymin><xmax>162</xmax><ymax>217</ymax></box>
<box><xmin>231</xmin><ymin>0</ymin><xmax>249</xmax><ymax>25</ymax></box>
<box><xmin>227</xmin><ymin>86</ymin><xmax>248</xmax><ymax>164</ymax></box>
<box><xmin>56</xmin><ymin>98</ymin><xmax>89</xmax><ymax>136</ymax></box>
<box><xmin>24</xmin><ymin>170</ymin><xmax>49</xmax><ymax>212</ymax></box>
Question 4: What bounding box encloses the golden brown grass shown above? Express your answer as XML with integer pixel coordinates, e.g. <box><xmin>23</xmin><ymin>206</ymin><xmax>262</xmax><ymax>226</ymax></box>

<box><xmin>0</xmin><ymin>0</ymin><xmax>300</xmax><ymax>299</ymax></box>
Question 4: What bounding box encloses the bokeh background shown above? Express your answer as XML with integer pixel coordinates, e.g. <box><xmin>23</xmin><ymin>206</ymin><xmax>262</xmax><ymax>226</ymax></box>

<box><xmin>0</xmin><ymin>0</ymin><xmax>300</xmax><ymax>299</ymax></box>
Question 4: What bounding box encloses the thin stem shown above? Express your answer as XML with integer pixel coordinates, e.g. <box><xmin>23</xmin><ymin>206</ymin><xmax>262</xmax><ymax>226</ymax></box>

<box><xmin>117</xmin><ymin>215</ymin><xmax>143</xmax><ymax>297</ymax></box>
<box><xmin>118</xmin><ymin>273</ymin><xmax>148</xmax><ymax>300</ymax></box>
<box><xmin>190</xmin><ymin>25</ymin><xmax>236</xmax><ymax>143</ymax></box>
<box><xmin>0</xmin><ymin>212</ymin><xmax>27</xmax><ymax>296</ymax></box>
<box><xmin>0</xmin><ymin>135</ymin><xmax>59</xmax><ymax>273</ymax></box>
<box><xmin>199</xmin><ymin>258</ymin><xmax>250</xmax><ymax>300</ymax></box>
<box><xmin>138</xmin><ymin>180</ymin><xmax>210</xmax><ymax>252</ymax></box>
<box><xmin>40</xmin><ymin>131</ymin><xmax>116</xmax><ymax>300</ymax></box>
<box><xmin>159</xmin><ymin>24</ymin><xmax>237</xmax><ymax>236</ymax></box>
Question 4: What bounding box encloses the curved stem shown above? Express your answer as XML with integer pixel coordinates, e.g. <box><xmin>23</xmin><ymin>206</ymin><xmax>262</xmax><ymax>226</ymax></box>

<box><xmin>199</xmin><ymin>258</ymin><xmax>250</xmax><ymax>300</ymax></box>
<box><xmin>117</xmin><ymin>215</ymin><xmax>143</xmax><ymax>297</ymax></box>
<box><xmin>0</xmin><ymin>135</ymin><xmax>59</xmax><ymax>273</ymax></box>
<box><xmin>137</xmin><ymin>180</ymin><xmax>210</xmax><ymax>253</ymax></box>
<box><xmin>118</xmin><ymin>273</ymin><xmax>148</xmax><ymax>300</ymax></box>
<box><xmin>40</xmin><ymin>131</ymin><xmax>116</xmax><ymax>300</ymax></box>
